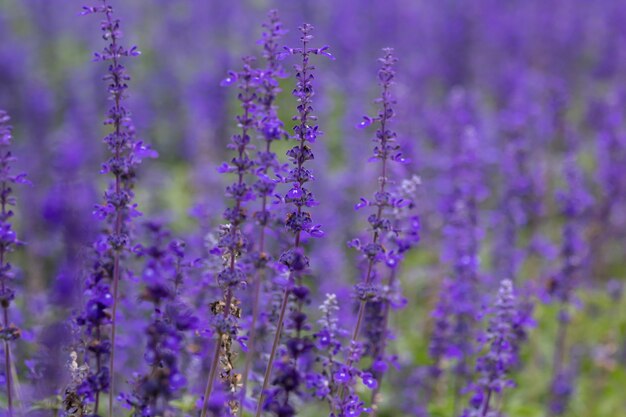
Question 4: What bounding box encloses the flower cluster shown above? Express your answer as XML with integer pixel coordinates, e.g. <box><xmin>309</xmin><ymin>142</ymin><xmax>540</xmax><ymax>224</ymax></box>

<box><xmin>365</xmin><ymin>175</ymin><xmax>421</xmax><ymax>407</ymax></box>
<box><xmin>547</xmin><ymin>131</ymin><xmax>593</xmax><ymax>416</ymax></box>
<box><xmin>0</xmin><ymin>110</ymin><xmax>28</xmax><ymax>417</ymax></box>
<box><xmin>494</xmin><ymin>90</ymin><xmax>540</xmax><ymax>282</ymax></box>
<box><xmin>549</xmin><ymin>144</ymin><xmax>593</xmax><ymax>304</ymax></box>
<box><xmin>4</xmin><ymin>2</ymin><xmax>626</xmax><ymax>417</ymax></box>
<box><xmin>330</xmin><ymin>48</ymin><xmax>419</xmax><ymax>417</ymax></box>
<box><xmin>594</xmin><ymin>94</ymin><xmax>626</xmax><ymax>238</ymax></box>
<box><xmin>240</xmin><ymin>10</ymin><xmax>288</xmax><ymax>409</ymax></box>
<box><xmin>121</xmin><ymin>222</ymin><xmax>197</xmax><ymax>417</ymax></box>
<box><xmin>348</xmin><ymin>47</ymin><xmax>402</xmax><ymax>348</ymax></box>
<box><xmin>256</xmin><ymin>23</ymin><xmax>331</xmax><ymax>417</ymax></box>
<box><xmin>299</xmin><ymin>293</ymin><xmax>375</xmax><ymax>417</ymax></box>
<box><xmin>462</xmin><ymin>280</ymin><xmax>525</xmax><ymax>417</ymax></box>
<box><xmin>74</xmin><ymin>2</ymin><xmax>157</xmax><ymax>415</ymax></box>
<box><xmin>202</xmin><ymin>56</ymin><xmax>259</xmax><ymax>417</ymax></box>
<box><xmin>430</xmin><ymin>122</ymin><xmax>482</xmax><ymax>385</ymax></box>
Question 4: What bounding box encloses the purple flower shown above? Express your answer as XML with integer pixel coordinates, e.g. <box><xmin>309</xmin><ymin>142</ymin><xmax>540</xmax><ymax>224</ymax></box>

<box><xmin>430</xmin><ymin>121</ymin><xmax>482</xmax><ymax>386</ymax></box>
<box><xmin>74</xmin><ymin>3</ymin><xmax>156</xmax><ymax>415</ymax></box>
<box><xmin>462</xmin><ymin>280</ymin><xmax>526</xmax><ymax>416</ymax></box>
<box><xmin>123</xmin><ymin>223</ymin><xmax>196</xmax><ymax>417</ymax></box>
<box><xmin>201</xmin><ymin>55</ymin><xmax>260</xmax><ymax>417</ymax></box>
<box><xmin>546</xmin><ymin>130</ymin><xmax>592</xmax><ymax>417</ymax></box>
<box><xmin>348</xmin><ymin>47</ymin><xmax>401</xmax><ymax>341</ymax></box>
<box><xmin>0</xmin><ymin>110</ymin><xmax>27</xmax><ymax>417</ymax></box>
<box><xmin>341</xmin><ymin>49</ymin><xmax>420</xmax><ymax>415</ymax></box>
<box><xmin>493</xmin><ymin>89</ymin><xmax>543</xmax><ymax>283</ymax></box>
<box><xmin>257</xmin><ymin>23</ymin><xmax>331</xmax><ymax>417</ymax></box>
<box><xmin>548</xmin><ymin>369</ymin><xmax>575</xmax><ymax>416</ymax></box>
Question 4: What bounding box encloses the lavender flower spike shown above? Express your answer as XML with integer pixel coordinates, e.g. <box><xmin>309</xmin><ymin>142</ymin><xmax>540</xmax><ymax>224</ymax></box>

<box><xmin>80</xmin><ymin>3</ymin><xmax>156</xmax><ymax>416</ymax></box>
<box><xmin>462</xmin><ymin>280</ymin><xmax>522</xmax><ymax>417</ymax></box>
<box><xmin>255</xmin><ymin>23</ymin><xmax>331</xmax><ymax>417</ymax></box>
<box><xmin>350</xmin><ymin>47</ymin><xmax>402</xmax><ymax>340</ymax></box>
<box><xmin>429</xmin><ymin>121</ymin><xmax>481</xmax><ymax>402</ymax></box>
<box><xmin>122</xmin><ymin>224</ymin><xmax>197</xmax><ymax>417</ymax></box>
<box><xmin>369</xmin><ymin>176</ymin><xmax>421</xmax><ymax>415</ymax></box>
<box><xmin>547</xmin><ymin>132</ymin><xmax>592</xmax><ymax>417</ymax></box>
<box><xmin>341</xmin><ymin>49</ymin><xmax>405</xmax><ymax>405</ymax></box>
<box><xmin>239</xmin><ymin>10</ymin><xmax>287</xmax><ymax>415</ymax></box>
<box><xmin>200</xmin><ymin>56</ymin><xmax>258</xmax><ymax>417</ymax></box>
<box><xmin>0</xmin><ymin>110</ymin><xmax>29</xmax><ymax>417</ymax></box>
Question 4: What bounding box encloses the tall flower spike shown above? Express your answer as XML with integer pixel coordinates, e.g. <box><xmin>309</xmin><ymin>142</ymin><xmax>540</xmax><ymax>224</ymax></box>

<box><xmin>368</xmin><ymin>176</ymin><xmax>421</xmax><ymax>415</ymax></box>
<box><xmin>79</xmin><ymin>3</ymin><xmax>156</xmax><ymax>416</ymax></box>
<box><xmin>340</xmin><ymin>48</ymin><xmax>404</xmax><ymax>406</ymax></box>
<box><xmin>255</xmin><ymin>23</ymin><xmax>330</xmax><ymax>417</ymax></box>
<box><xmin>200</xmin><ymin>56</ymin><xmax>258</xmax><ymax>417</ymax></box>
<box><xmin>494</xmin><ymin>96</ymin><xmax>536</xmax><ymax>283</ymax></box>
<box><xmin>239</xmin><ymin>11</ymin><xmax>288</xmax><ymax>415</ymax></box>
<box><xmin>0</xmin><ymin>110</ymin><xmax>29</xmax><ymax>417</ymax></box>
<box><xmin>591</xmin><ymin>94</ymin><xmax>626</xmax><ymax>277</ymax></box>
<box><xmin>430</xmin><ymin>122</ymin><xmax>482</xmax><ymax>404</ymax></box>
<box><xmin>547</xmin><ymin>130</ymin><xmax>592</xmax><ymax>417</ymax></box>
<box><xmin>122</xmin><ymin>223</ymin><xmax>197</xmax><ymax>417</ymax></box>
<box><xmin>350</xmin><ymin>47</ymin><xmax>401</xmax><ymax>338</ymax></box>
<box><xmin>461</xmin><ymin>280</ymin><xmax>524</xmax><ymax>417</ymax></box>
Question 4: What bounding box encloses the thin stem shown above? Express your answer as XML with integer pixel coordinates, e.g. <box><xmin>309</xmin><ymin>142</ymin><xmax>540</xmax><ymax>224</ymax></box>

<box><xmin>369</xmin><ymin>267</ymin><xmax>398</xmax><ymax>416</ymax></box>
<box><xmin>3</xmin><ymin>331</ymin><xmax>12</xmax><ymax>417</ymax></box>
<box><xmin>478</xmin><ymin>333</ymin><xmax>507</xmax><ymax>417</ymax></box>
<box><xmin>547</xmin><ymin>303</ymin><xmax>569</xmax><ymax>417</ymax></box>
<box><xmin>1</xmin><ymin>180</ymin><xmax>13</xmax><ymax>417</ymax></box>
<box><xmin>255</xmin><ymin>288</ymin><xmax>289</xmax><ymax>417</ymax></box>
<box><xmin>239</xmin><ymin>268</ymin><xmax>264</xmax><ymax>416</ymax></box>
<box><xmin>480</xmin><ymin>387</ymin><xmax>494</xmax><ymax>417</ymax></box>
<box><xmin>200</xmin><ymin>283</ymin><xmax>235</xmax><ymax>417</ymax></box>
<box><xmin>108</xmin><ymin>250</ymin><xmax>120</xmax><ymax>417</ymax></box>
<box><xmin>200</xmin><ymin>337</ymin><xmax>223</xmax><ymax>417</ymax></box>
<box><xmin>94</xmin><ymin>326</ymin><xmax>102</xmax><ymax>415</ymax></box>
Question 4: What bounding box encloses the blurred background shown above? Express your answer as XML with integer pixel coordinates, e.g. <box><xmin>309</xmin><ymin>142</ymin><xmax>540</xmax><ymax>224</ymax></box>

<box><xmin>1</xmin><ymin>0</ymin><xmax>625</xmax><ymax>416</ymax></box>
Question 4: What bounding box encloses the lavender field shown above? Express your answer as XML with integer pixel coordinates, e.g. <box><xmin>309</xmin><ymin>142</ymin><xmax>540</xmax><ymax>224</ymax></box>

<box><xmin>1</xmin><ymin>1</ymin><xmax>625</xmax><ymax>416</ymax></box>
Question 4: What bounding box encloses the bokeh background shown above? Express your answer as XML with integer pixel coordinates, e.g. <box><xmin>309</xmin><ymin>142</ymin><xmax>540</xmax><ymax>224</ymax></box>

<box><xmin>1</xmin><ymin>0</ymin><xmax>625</xmax><ymax>416</ymax></box>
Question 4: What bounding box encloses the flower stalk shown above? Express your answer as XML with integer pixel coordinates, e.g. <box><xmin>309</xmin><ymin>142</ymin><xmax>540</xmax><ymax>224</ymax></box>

<box><xmin>0</xmin><ymin>110</ymin><xmax>28</xmax><ymax>417</ymax></box>
<box><xmin>255</xmin><ymin>23</ymin><xmax>330</xmax><ymax>417</ymax></box>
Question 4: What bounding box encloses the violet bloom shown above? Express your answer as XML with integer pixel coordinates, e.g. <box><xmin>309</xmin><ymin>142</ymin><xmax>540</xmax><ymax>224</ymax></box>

<box><xmin>333</xmin><ymin>48</ymin><xmax>414</xmax><ymax>416</ymax></box>
<box><xmin>367</xmin><ymin>176</ymin><xmax>421</xmax><ymax>413</ymax></box>
<box><xmin>592</xmin><ymin>94</ymin><xmax>626</xmax><ymax>266</ymax></box>
<box><xmin>493</xmin><ymin>97</ymin><xmax>537</xmax><ymax>283</ymax></box>
<box><xmin>547</xmin><ymin>134</ymin><xmax>593</xmax><ymax>417</ymax></box>
<box><xmin>548</xmin><ymin>143</ymin><xmax>592</xmax><ymax>305</ymax></box>
<box><xmin>0</xmin><ymin>110</ymin><xmax>29</xmax><ymax>417</ymax></box>
<box><xmin>75</xmin><ymin>3</ymin><xmax>157</xmax><ymax>416</ymax></box>
<box><xmin>305</xmin><ymin>293</ymin><xmax>381</xmax><ymax>417</ymax></box>
<box><xmin>201</xmin><ymin>56</ymin><xmax>258</xmax><ymax>417</ymax></box>
<box><xmin>122</xmin><ymin>223</ymin><xmax>197</xmax><ymax>417</ymax></box>
<box><xmin>240</xmin><ymin>10</ymin><xmax>288</xmax><ymax>412</ymax></box>
<box><xmin>462</xmin><ymin>280</ymin><xmax>524</xmax><ymax>417</ymax></box>
<box><xmin>256</xmin><ymin>23</ymin><xmax>331</xmax><ymax>417</ymax></box>
<box><xmin>430</xmin><ymin>125</ymin><xmax>481</xmax><ymax>388</ymax></box>
<box><xmin>307</xmin><ymin>294</ymin><xmax>342</xmax><ymax>404</ymax></box>
<box><xmin>262</xmin><ymin>283</ymin><xmax>316</xmax><ymax>417</ymax></box>
<box><xmin>548</xmin><ymin>366</ymin><xmax>578</xmax><ymax>417</ymax></box>
<box><xmin>346</xmin><ymin>47</ymin><xmax>404</xmax><ymax>360</ymax></box>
